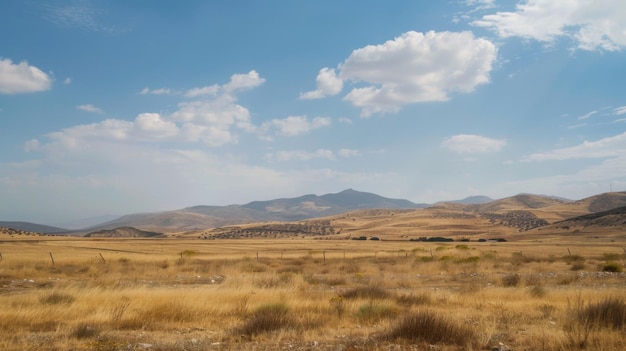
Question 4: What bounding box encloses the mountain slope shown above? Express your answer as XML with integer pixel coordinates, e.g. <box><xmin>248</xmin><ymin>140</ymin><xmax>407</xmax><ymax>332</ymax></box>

<box><xmin>86</xmin><ymin>189</ymin><xmax>425</xmax><ymax>231</ymax></box>
<box><xmin>0</xmin><ymin>221</ymin><xmax>67</xmax><ymax>234</ymax></box>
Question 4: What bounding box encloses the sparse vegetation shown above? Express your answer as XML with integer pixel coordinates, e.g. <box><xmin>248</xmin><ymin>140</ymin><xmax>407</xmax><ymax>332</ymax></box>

<box><xmin>0</xmin><ymin>235</ymin><xmax>625</xmax><ymax>351</ymax></box>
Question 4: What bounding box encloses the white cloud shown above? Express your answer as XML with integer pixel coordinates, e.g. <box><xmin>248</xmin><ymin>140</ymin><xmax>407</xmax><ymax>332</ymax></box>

<box><xmin>64</xmin><ymin>77</ymin><xmax>71</xmax><ymax>85</ymax></box>
<box><xmin>300</xmin><ymin>67</ymin><xmax>343</xmax><ymax>99</ymax></box>
<box><xmin>77</xmin><ymin>104</ymin><xmax>104</xmax><ymax>114</ymax></box>
<box><xmin>473</xmin><ymin>0</ymin><xmax>626</xmax><ymax>51</ymax></box>
<box><xmin>133</xmin><ymin>113</ymin><xmax>179</xmax><ymax>139</ymax></box>
<box><xmin>263</xmin><ymin>116</ymin><xmax>331</xmax><ymax>137</ymax></box>
<box><xmin>265</xmin><ymin>148</ymin><xmax>360</xmax><ymax>162</ymax></box>
<box><xmin>577</xmin><ymin>110</ymin><xmax>597</xmax><ymax>120</ymax></box>
<box><xmin>338</xmin><ymin>117</ymin><xmax>353</xmax><ymax>125</ymax></box>
<box><xmin>338</xmin><ymin>148</ymin><xmax>360</xmax><ymax>158</ymax></box>
<box><xmin>185</xmin><ymin>70</ymin><xmax>265</xmax><ymax>98</ymax></box>
<box><xmin>524</xmin><ymin>131</ymin><xmax>626</xmax><ymax>161</ymax></box>
<box><xmin>442</xmin><ymin>134</ymin><xmax>506</xmax><ymax>154</ymax></box>
<box><xmin>613</xmin><ymin>106</ymin><xmax>626</xmax><ymax>115</ymax></box>
<box><xmin>184</xmin><ymin>85</ymin><xmax>219</xmax><ymax>98</ymax></box>
<box><xmin>140</xmin><ymin>87</ymin><xmax>175</xmax><ymax>95</ymax></box>
<box><xmin>0</xmin><ymin>58</ymin><xmax>52</xmax><ymax>94</ymax></box>
<box><xmin>266</xmin><ymin>149</ymin><xmax>336</xmax><ymax>162</ymax></box>
<box><xmin>223</xmin><ymin>70</ymin><xmax>266</xmax><ymax>92</ymax></box>
<box><xmin>338</xmin><ymin>31</ymin><xmax>497</xmax><ymax>116</ymax></box>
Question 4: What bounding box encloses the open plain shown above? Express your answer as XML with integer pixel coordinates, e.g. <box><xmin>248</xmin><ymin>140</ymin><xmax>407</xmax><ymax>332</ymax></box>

<box><xmin>1</xmin><ymin>226</ymin><xmax>625</xmax><ymax>351</ymax></box>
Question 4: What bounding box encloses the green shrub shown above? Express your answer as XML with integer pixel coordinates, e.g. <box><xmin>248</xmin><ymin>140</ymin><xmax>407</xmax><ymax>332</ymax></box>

<box><xmin>386</xmin><ymin>310</ymin><xmax>476</xmax><ymax>346</ymax></box>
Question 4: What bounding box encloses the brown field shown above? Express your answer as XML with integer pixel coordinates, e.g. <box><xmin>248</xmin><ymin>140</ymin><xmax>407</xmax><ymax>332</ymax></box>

<box><xmin>1</xmin><ymin>228</ymin><xmax>625</xmax><ymax>351</ymax></box>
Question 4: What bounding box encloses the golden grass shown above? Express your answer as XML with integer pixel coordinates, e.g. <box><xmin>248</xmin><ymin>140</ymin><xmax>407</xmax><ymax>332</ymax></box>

<box><xmin>0</xmin><ymin>235</ymin><xmax>625</xmax><ymax>350</ymax></box>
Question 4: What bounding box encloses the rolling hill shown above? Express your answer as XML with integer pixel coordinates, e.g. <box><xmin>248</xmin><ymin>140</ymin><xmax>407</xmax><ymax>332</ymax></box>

<box><xmin>84</xmin><ymin>189</ymin><xmax>428</xmax><ymax>232</ymax></box>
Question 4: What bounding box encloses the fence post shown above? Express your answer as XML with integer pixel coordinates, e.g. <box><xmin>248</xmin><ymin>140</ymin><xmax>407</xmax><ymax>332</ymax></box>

<box><xmin>99</xmin><ymin>253</ymin><xmax>106</xmax><ymax>264</ymax></box>
<box><xmin>49</xmin><ymin>252</ymin><xmax>55</xmax><ymax>266</ymax></box>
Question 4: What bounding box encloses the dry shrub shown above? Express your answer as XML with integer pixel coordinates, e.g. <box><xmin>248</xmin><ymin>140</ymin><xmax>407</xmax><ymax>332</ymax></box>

<box><xmin>276</xmin><ymin>265</ymin><xmax>303</xmax><ymax>274</ymax></box>
<box><xmin>340</xmin><ymin>285</ymin><xmax>389</xmax><ymax>300</ymax></box>
<box><xmin>579</xmin><ymin>297</ymin><xmax>626</xmax><ymax>329</ymax></box>
<box><xmin>386</xmin><ymin>310</ymin><xmax>476</xmax><ymax>346</ymax></box>
<box><xmin>395</xmin><ymin>292</ymin><xmax>432</xmax><ymax>306</ymax></box>
<box><xmin>565</xmin><ymin>296</ymin><xmax>626</xmax><ymax>348</ymax></box>
<box><xmin>501</xmin><ymin>273</ymin><xmax>520</xmax><ymax>287</ymax></box>
<box><xmin>235</xmin><ymin>303</ymin><xmax>294</xmax><ymax>336</ymax></box>
<box><xmin>356</xmin><ymin>303</ymin><xmax>397</xmax><ymax>323</ymax></box>
<box><xmin>602</xmin><ymin>263</ymin><xmax>623</xmax><ymax>272</ymax></box>
<box><xmin>71</xmin><ymin>323</ymin><xmax>100</xmax><ymax>339</ymax></box>
<box><xmin>39</xmin><ymin>292</ymin><xmax>75</xmax><ymax>305</ymax></box>
<box><xmin>530</xmin><ymin>285</ymin><xmax>547</xmax><ymax>298</ymax></box>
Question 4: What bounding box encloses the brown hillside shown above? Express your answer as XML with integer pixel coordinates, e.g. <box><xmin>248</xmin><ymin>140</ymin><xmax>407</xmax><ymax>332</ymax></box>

<box><xmin>467</xmin><ymin>194</ymin><xmax>566</xmax><ymax>213</ymax></box>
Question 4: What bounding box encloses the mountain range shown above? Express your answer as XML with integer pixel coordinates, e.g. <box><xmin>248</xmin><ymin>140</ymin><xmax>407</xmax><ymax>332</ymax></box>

<box><xmin>2</xmin><ymin>189</ymin><xmax>626</xmax><ymax>236</ymax></box>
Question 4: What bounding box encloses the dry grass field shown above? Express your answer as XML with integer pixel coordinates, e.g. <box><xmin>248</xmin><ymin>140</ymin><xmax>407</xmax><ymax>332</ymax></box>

<box><xmin>1</xmin><ymin>229</ymin><xmax>625</xmax><ymax>351</ymax></box>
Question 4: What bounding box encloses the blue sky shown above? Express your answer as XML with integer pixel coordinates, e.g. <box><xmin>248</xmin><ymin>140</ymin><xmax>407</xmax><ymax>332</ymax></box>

<box><xmin>1</xmin><ymin>0</ymin><xmax>625</xmax><ymax>226</ymax></box>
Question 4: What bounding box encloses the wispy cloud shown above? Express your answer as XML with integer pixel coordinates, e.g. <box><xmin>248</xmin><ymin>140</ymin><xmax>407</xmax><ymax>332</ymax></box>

<box><xmin>42</xmin><ymin>2</ymin><xmax>127</xmax><ymax>34</ymax></box>
<box><xmin>523</xmin><ymin>131</ymin><xmax>626</xmax><ymax>161</ymax></box>
<box><xmin>442</xmin><ymin>134</ymin><xmax>506</xmax><ymax>154</ymax></box>
<box><xmin>613</xmin><ymin>106</ymin><xmax>626</xmax><ymax>115</ymax></box>
<box><xmin>140</xmin><ymin>87</ymin><xmax>175</xmax><ymax>96</ymax></box>
<box><xmin>577</xmin><ymin>110</ymin><xmax>597</xmax><ymax>120</ymax></box>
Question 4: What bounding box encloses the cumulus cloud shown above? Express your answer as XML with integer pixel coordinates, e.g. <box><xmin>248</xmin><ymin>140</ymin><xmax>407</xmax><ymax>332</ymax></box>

<box><xmin>304</xmin><ymin>31</ymin><xmax>497</xmax><ymax>117</ymax></box>
<box><xmin>224</xmin><ymin>70</ymin><xmax>266</xmax><ymax>92</ymax></box>
<box><xmin>77</xmin><ymin>104</ymin><xmax>104</xmax><ymax>114</ymax></box>
<box><xmin>262</xmin><ymin>116</ymin><xmax>331</xmax><ymax>136</ymax></box>
<box><xmin>0</xmin><ymin>58</ymin><xmax>52</xmax><ymax>94</ymax></box>
<box><xmin>184</xmin><ymin>85</ymin><xmax>219</xmax><ymax>98</ymax></box>
<box><xmin>473</xmin><ymin>0</ymin><xmax>626</xmax><ymax>51</ymax></box>
<box><xmin>185</xmin><ymin>70</ymin><xmax>265</xmax><ymax>98</ymax></box>
<box><xmin>300</xmin><ymin>68</ymin><xmax>343</xmax><ymax>99</ymax></box>
<box><xmin>442</xmin><ymin>134</ymin><xmax>506</xmax><ymax>154</ymax></box>
<box><xmin>523</xmin><ymin>131</ymin><xmax>626</xmax><ymax>161</ymax></box>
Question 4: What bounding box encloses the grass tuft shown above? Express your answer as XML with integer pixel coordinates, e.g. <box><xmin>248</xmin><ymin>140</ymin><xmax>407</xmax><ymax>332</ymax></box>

<box><xmin>39</xmin><ymin>292</ymin><xmax>75</xmax><ymax>305</ymax></box>
<box><xmin>339</xmin><ymin>285</ymin><xmax>389</xmax><ymax>300</ymax></box>
<box><xmin>235</xmin><ymin>303</ymin><xmax>294</xmax><ymax>336</ymax></box>
<box><xmin>385</xmin><ymin>310</ymin><xmax>476</xmax><ymax>346</ymax></box>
